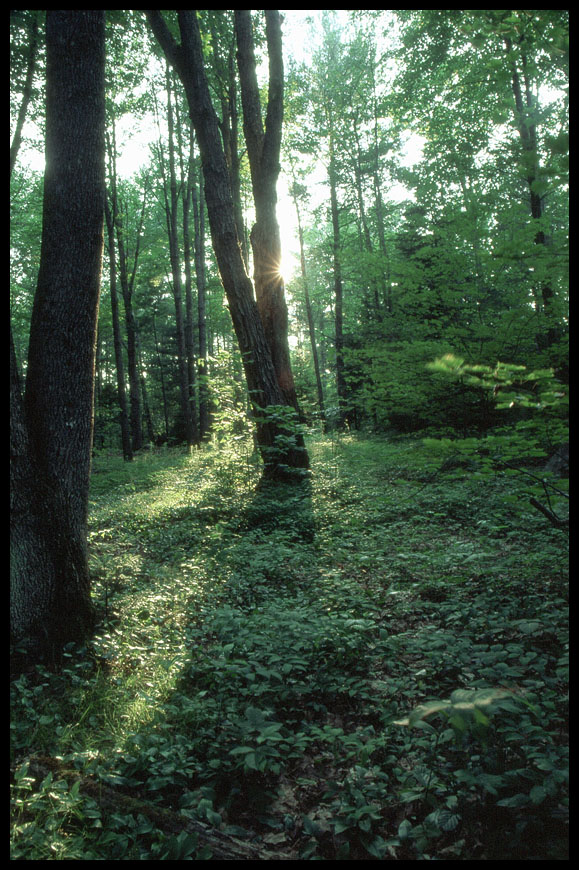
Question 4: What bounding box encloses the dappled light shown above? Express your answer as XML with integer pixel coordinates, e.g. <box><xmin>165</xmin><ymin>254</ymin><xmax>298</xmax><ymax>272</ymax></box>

<box><xmin>11</xmin><ymin>8</ymin><xmax>567</xmax><ymax>862</ymax></box>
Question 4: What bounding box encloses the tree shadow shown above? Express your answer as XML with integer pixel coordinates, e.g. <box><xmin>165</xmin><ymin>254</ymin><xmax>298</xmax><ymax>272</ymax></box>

<box><xmin>240</xmin><ymin>474</ymin><xmax>315</xmax><ymax>543</ymax></box>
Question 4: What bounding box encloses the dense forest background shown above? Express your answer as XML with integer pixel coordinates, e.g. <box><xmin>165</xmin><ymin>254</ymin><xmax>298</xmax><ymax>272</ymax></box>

<box><xmin>11</xmin><ymin>9</ymin><xmax>568</xmax><ymax>862</ymax></box>
<box><xmin>11</xmin><ymin>9</ymin><xmax>568</xmax><ymax>450</ymax></box>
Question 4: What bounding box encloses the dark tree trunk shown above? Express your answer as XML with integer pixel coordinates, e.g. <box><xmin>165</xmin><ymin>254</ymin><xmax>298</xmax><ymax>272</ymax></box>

<box><xmin>105</xmin><ymin>197</ymin><xmax>133</xmax><ymax>461</ymax></box>
<box><xmin>179</xmin><ymin>123</ymin><xmax>199</xmax><ymax>445</ymax></box>
<box><xmin>209</xmin><ymin>16</ymin><xmax>248</xmax><ymax>269</ymax></box>
<box><xmin>11</xmin><ymin>10</ymin><xmax>105</xmax><ymax>665</ymax></box>
<box><xmin>106</xmin><ymin>123</ymin><xmax>145</xmax><ymax>452</ymax></box>
<box><xmin>153</xmin><ymin>309</ymin><xmax>171</xmax><ymax>440</ymax></box>
<box><xmin>234</xmin><ymin>10</ymin><xmax>304</xmax><ymax>418</ymax></box>
<box><xmin>193</xmin><ymin>163</ymin><xmax>211</xmax><ymax>438</ymax></box>
<box><xmin>506</xmin><ymin>38</ymin><xmax>557</xmax><ymax>347</ymax></box>
<box><xmin>328</xmin><ymin>121</ymin><xmax>347</xmax><ymax>427</ymax></box>
<box><xmin>146</xmin><ymin>9</ymin><xmax>309</xmax><ymax>479</ymax></box>
<box><xmin>289</xmin><ymin>180</ymin><xmax>326</xmax><ymax>428</ymax></box>
<box><xmin>165</xmin><ymin>65</ymin><xmax>196</xmax><ymax>449</ymax></box>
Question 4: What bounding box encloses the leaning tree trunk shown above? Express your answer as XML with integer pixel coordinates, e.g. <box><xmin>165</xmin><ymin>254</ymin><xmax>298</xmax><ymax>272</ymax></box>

<box><xmin>10</xmin><ymin>9</ymin><xmax>105</xmax><ymax>665</ymax></box>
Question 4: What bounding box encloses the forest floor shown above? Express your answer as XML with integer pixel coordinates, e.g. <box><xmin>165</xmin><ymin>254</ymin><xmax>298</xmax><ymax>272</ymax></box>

<box><xmin>11</xmin><ymin>433</ymin><xmax>568</xmax><ymax>860</ymax></box>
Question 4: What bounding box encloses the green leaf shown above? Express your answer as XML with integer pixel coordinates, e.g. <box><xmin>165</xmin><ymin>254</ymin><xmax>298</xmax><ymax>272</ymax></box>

<box><xmin>333</xmin><ymin>819</ymin><xmax>351</xmax><ymax>834</ymax></box>
<box><xmin>244</xmin><ymin>751</ymin><xmax>258</xmax><ymax>770</ymax></box>
<box><xmin>529</xmin><ymin>785</ymin><xmax>547</xmax><ymax>805</ymax></box>
<box><xmin>398</xmin><ymin>819</ymin><xmax>413</xmax><ymax>840</ymax></box>
<box><xmin>497</xmin><ymin>793</ymin><xmax>529</xmax><ymax>808</ymax></box>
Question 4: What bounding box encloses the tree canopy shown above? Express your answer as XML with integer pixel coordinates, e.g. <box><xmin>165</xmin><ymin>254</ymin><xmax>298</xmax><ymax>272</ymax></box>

<box><xmin>11</xmin><ymin>9</ymin><xmax>568</xmax><ymax>451</ymax></box>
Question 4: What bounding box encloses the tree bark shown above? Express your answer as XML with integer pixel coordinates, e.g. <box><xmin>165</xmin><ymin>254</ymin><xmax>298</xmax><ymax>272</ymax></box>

<box><xmin>289</xmin><ymin>178</ymin><xmax>326</xmax><ymax>428</ymax></box>
<box><xmin>104</xmin><ymin>196</ymin><xmax>133</xmax><ymax>461</ymax></box>
<box><xmin>106</xmin><ymin>123</ymin><xmax>146</xmax><ymax>452</ymax></box>
<box><xmin>11</xmin><ymin>10</ymin><xmax>105</xmax><ymax>664</ymax></box>
<box><xmin>505</xmin><ymin>37</ymin><xmax>557</xmax><ymax>347</ymax></box>
<box><xmin>192</xmin><ymin>162</ymin><xmax>211</xmax><ymax>438</ymax></box>
<box><xmin>328</xmin><ymin>119</ymin><xmax>347</xmax><ymax>427</ymax></box>
<box><xmin>165</xmin><ymin>64</ymin><xmax>196</xmax><ymax>449</ymax></box>
<box><xmin>179</xmin><ymin>122</ymin><xmax>199</xmax><ymax>445</ymax></box>
<box><xmin>146</xmin><ymin>10</ymin><xmax>309</xmax><ymax>479</ymax></box>
<box><xmin>234</xmin><ymin>10</ymin><xmax>303</xmax><ymax>417</ymax></box>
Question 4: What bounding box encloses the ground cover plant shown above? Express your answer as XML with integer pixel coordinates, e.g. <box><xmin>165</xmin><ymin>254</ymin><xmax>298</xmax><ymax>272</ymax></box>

<box><xmin>11</xmin><ymin>433</ymin><xmax>568</xmax><ymax>860</ymax></box>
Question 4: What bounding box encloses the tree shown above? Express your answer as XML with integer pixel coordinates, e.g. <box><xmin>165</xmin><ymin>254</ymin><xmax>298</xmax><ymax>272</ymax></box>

<box><xmin>160</xmin><ymin>64</ymin><xmax>197</xmax><ymax>448</ymax></box>
<box><xmin>104</xmin><ymin>195</ymin><xmax>133</xmax><ymax>461</ymax></box>
<box><xmin>235</xmin><ymin>10</ymin><xmax>301</xmax><ymax>415</ymax></box>
<box><xmin>10</xmin><ymin>10</ymin><xmax>40</xmax><ymax>178</ymax></box>
<box><xmin>288</xmin><ymin>175</ymin><xmax>326</xmax><ymax>428</ymax></box>
<box><xmin>11</xmin><ymin>10</ymin><xmax>106</xmax><ymax>665</ymax></box>
<box><xmin>146</xmin><ymin>9</ymin><xmax>309</xmax><ymax>479</ymax></box>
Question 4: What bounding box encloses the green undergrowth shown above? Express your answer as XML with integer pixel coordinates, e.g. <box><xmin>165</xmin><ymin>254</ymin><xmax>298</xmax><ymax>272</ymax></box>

<box><xmin>11</xmin><ymin>433</ymin><xmax>568</xmax><ymax>860</ymax></box>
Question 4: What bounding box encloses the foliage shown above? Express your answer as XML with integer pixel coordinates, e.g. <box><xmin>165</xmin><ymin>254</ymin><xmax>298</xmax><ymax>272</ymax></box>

<box><xmin>10</xmin><ymin>7</ymin><xmax>568</xmax><ymax>858</ymax></box>
<box><xmin>10</xmin><ymin>10</ymin><xmax>568</xmax><ymax>450</ymax></box>
<box><xmin>11</xmin><ymin>434</ymin><xmax>568</xmax><ymax>859</ymax></box>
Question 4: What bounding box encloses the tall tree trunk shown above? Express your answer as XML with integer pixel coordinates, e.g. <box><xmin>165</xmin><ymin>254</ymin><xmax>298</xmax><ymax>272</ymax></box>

<box><xmin>180</xmin><ymin>123</ymin><xmax>199</xmax><ymax>445</ymax></box>
<box><xmin>146</xmin><ymin>9</ymin><xmax>309</xmax><ymax>479</ymax></box>
<box><xmin>11</xmin><ymin>9</ymin><xmax>105</xmax><ymax>665</ymax></box>
<box><xmin>352</xmin><ymin>124</ymin><xmax>382</xmax><ymax>320</ymax></box>
<box><xmin>506</xmin><ymin>37</ymin><xmax>556</xmax><ymax>347</ymax></box>
<box><xmin>209</xmin><ymin>16</ymin><xmax>248</xmax><ymax>269</ymax></box>
<box><xmin>371</xmin><ymin>66</ymin><xmax>392</xmax><ymax>315</ymax></box>
<box><xmin>153</xmin><ymin>308</ymin><xmax>170</xmax><ymax>440</ymax></box>
<box><xmin>106</xmin><ymin>126</ymin><xmax>146</xmax><ymax>452</ymax></box>
<box><xmin>193</xmin><ymin>163</ymin><xmax>211</xmax><ymax>438</ymax></box>
<box><xmin>104</xmin><ymin>196</ymin><xmax>133</xmax><ymax>461</ymax></box>
<box><xmin>164</xmin><ymin>65</ymin><xmax>195</xmax><ymax>449</ymax></box>
<box><xmin>234</xmin><ymin>10</ymin><xmax>303</xmax><ymax>418</ymax></box>
<box><xmin>328</xmin><ymin>118</ymin><xmax>347</xmax><ymax>427</ymax></box>
<box><xmin>289</xmin><ymin>178</ymin><xmax>326</xmax><ymax>428</ymax></box>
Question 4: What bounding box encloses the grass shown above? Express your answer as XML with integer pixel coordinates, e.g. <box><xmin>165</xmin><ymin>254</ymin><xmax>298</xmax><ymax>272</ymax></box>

<box><xmin>10</xmin><ymin>432</ymin><xmax>568</xmax><ymax>860</ymax></box>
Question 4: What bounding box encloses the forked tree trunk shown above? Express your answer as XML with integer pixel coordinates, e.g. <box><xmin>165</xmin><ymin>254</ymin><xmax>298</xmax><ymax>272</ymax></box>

<box><xmin>234</xmin><ymin>10</ymin><xmax>304</xmax><ymax>417</ymax></box>
<box><xmin>11</xmin><ymin>10</ymin><xmax>105</xmax><ymax>665</ymax></box>
<box><xmin>146</xmin><ymin>9</ymin><xmax>309</xmax><ymax>479</ymax></box>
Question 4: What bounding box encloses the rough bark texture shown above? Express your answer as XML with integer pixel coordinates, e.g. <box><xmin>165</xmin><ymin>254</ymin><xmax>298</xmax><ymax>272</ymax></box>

<box><xmin>11</xmin><ymin>10</ymin><xmax>105</xmax><ymax>664</ymax></box>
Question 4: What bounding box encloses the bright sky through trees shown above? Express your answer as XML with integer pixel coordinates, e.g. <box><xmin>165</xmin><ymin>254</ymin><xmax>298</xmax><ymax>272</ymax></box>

<box><xmin>15</xmin><ymin>10</ymin><xmax>424</xmax><ymax>284</ymax></box>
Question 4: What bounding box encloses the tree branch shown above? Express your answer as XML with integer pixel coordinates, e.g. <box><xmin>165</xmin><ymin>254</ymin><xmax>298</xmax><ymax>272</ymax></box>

<box><xmin>529</xmin><ymin>497</ymin><xmax>569</xmax><ymax>531</ymax></box>
<box><xmin>16</xmin><ymin>756</ymin><xmax>294</xmax><ymax>860</ymax></box>
<box><xmin>144</xmin><ymin>10</ymin><xmax>184</xmax><ymax>76</ymax></box>
<box><xmin>263</xmin><ymin>10</ymin><xmax>284</xmax><ymax>173</ymax></box>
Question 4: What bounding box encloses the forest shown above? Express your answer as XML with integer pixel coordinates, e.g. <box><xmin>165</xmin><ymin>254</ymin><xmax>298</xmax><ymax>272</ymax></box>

<box><xmin>10</xmin><ymin>9</ymin><xmax>568</xmax><ymax>861</ymax></box>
